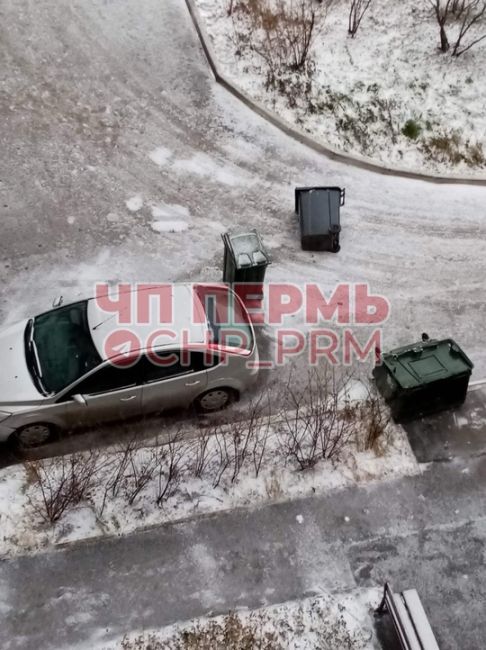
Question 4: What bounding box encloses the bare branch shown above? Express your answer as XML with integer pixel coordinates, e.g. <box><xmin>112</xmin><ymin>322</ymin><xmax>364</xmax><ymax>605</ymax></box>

<box><xmin>348</xmin><ymin>0</ymin><xmax>373</xmax><ymax>37</ymax></box>
<box><xmin>452</xmin><ymin>0</ymin><xmax>486</xmax><ymax>55</ymax></box>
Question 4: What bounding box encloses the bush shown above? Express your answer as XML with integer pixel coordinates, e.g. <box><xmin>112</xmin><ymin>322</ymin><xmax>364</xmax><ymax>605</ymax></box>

<box><xmin>278</xmin><ymin>367</ymin><xmax>360</xmax><ymax>470</ymax></box>
<box><xmin>359</xmin><ymin>396</ymin><xmax>390</xmax><ymax>452</ymax></box>
<box><xmin>421</xmin><ymin>129</ymin><xmax>486</xmax><ymax>166</ymax></box>
<box><xmin>401</xmin><ymin>119</ymin><xmax>422</xmax><ymax>140</ymax></box>
<box><xmin>25</xmin><ymin>451</ymin><xmax>100</xmax><ymax>524</ymax></box>
<box><xmin>230</xmin><ymin>0</ymin><xmax>327</xmax><ymax>92</ymax></box>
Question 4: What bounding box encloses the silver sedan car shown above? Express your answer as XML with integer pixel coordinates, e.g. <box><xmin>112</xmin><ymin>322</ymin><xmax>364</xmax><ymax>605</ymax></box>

<box><xmin>0</xmin><ymin>284</ymin><xmax>259</xmax><ymax>447</ymax></box>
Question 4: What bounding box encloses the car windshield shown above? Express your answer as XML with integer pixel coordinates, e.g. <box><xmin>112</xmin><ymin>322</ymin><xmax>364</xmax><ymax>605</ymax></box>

<box><xmin>27</xmin><ymin>301</ymin><xmax>101</xmax><ymax>394</ymax></box>
<box><xmin>198</xmin><ymin>287</ymin><xmax>254</xmax><ymax>352</ymax></box>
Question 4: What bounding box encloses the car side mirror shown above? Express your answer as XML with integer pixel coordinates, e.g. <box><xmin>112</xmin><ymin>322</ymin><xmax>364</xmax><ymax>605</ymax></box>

<box><xmin>52</xmin><ymin>296</ymin><xmax>64</xmax><ymax>308</ymax></box>
<box><xmin>72</xmin><ymin>394</ymin><xmax>87</xmax><ymax>406</ymax></box>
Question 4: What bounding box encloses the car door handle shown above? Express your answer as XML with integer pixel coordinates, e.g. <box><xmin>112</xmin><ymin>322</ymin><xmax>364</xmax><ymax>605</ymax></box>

<box><xmin>185</xmin><ymin>380</ymin><xmax>201</xmax><ymax>386</ymax></box>
<box><xmin>120</xmin><ymin>395</ymin><xmax>137</xmax><ymax>402</ymax></box>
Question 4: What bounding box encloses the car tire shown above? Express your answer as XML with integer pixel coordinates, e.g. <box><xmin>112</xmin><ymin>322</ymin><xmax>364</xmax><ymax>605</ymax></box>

<box><xmin>194</xmin><ymin>388</ymin><xmax>237</xmax><ymax>414</ymax></box>
<box><xmin>12</xmin><ymin>423</ymin><xmax>56</xmax><ymax>449</ymax></box>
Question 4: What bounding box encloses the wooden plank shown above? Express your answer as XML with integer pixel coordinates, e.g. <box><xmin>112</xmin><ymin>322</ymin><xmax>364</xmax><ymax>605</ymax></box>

<box><xmin>388</xmin><ymin>591</ymin><xmax>422</xmax><ymax>650</ymax></box>
<box><xmin>402</xmin><ymin>589</ymin><xmax>440</xmax><ymax>650</ymax></box>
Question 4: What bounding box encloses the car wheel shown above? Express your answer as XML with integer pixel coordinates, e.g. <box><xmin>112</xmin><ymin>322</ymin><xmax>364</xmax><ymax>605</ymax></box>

<box><xmin>13</xmin><ymin>423</ymin><xmax>55</xmax><ymax>448</ymax></box>
<box><xmin>195</xmin><ymin>388</ymin><xmax>236</xmax><ymax>413</ymax></box>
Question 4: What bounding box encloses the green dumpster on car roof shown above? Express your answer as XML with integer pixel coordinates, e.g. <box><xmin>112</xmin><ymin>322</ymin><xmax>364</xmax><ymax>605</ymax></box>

<box><xmin>373</xmin><ymin>336</ymin><xmax>473</xmax><ymax>422</ymax></box>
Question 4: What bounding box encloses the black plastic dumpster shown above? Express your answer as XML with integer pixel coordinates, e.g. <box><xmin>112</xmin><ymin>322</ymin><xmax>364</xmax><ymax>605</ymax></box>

<box><xmin>373</xmin><ymin>335</ymin><xmax>474</xmax><ymax>422</ymax></box>
<box><xmin>295</xmin><ymin>186</ymin><xmax>345</xmax><ymax>252</ymax></box>
<box><xmin>222</xmin><ymin>229</ymin><xmax>270</xmax><ymax>284</ymax></box>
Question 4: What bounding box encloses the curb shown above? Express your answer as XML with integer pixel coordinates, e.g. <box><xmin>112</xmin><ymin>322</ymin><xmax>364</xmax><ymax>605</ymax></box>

<box><xmin>184</xmin><ymin>0</ymin><xmax>486</xmax><ymax>187</ymax></box>
<box><xmin>468</xmin><ymin>378</ymin><xmax>486</xmax><ymax>389</ymax></box>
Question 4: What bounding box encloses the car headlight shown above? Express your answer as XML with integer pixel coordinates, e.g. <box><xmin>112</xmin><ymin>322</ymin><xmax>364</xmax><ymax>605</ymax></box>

<box><xmin>0</xmin><ymin>411</ymin><xmax>12</xmax><ymax>423</ymax></box>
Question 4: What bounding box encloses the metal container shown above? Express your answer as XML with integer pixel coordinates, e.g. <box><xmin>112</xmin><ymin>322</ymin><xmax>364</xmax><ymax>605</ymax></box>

<box><xmin>373</xmin><ymin>335</ymin><xmax>474</xmax><ymax>422</ymax></box>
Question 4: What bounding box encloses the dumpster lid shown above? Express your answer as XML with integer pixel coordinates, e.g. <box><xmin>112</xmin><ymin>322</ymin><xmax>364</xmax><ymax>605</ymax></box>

<box><xmin>223</xmin><ymin>230</ymin><xmax>271</xmax><ymax>270</ymax></box>
<box><xmin>380</xmin><ymin>338</ymin><xmax>473</xmax><ymax>390</ymax></box>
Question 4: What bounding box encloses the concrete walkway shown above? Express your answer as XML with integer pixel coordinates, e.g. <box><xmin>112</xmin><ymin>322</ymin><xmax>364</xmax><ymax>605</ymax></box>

<box><xmin>1</xmin><ymin>454</ymin><xmax>486</xmax><ymax>650</ymax></box>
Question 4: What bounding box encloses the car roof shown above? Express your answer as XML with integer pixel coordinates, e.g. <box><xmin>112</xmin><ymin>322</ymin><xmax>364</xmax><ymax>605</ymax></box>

<box><xmin>87</xmin><ymin>284</ymin><xmax>209</xmax><ymax>360</ymax></box>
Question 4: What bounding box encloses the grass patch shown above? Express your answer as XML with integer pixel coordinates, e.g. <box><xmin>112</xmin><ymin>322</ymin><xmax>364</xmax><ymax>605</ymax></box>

<box><xmin>421</xmin><ymin>130</ymin><xmax>486</xmax><ymax>167</ymax></box>
<box><xmin>401</xmin><ymin>119</ymin><xmax>422</xmax><ymax>140</ymax></box>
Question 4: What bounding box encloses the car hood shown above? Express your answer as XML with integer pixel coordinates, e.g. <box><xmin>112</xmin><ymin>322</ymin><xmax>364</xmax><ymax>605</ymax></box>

<box><xmin>0</xmin><ymin>319</ymin><xmax>44</xmax><ymax>405</ymax></box>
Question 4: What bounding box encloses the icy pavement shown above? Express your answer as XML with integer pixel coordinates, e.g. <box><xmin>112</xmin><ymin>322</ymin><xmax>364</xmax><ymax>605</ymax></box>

<box><xmin>1</xmin><ymin>0</ymin><xmax>486</xmax><ymax>376</ymax></box>
<box><xmin>404</xmin><ymin>383</ymin><xmax>486</xmax><ymax>462</ymax></box>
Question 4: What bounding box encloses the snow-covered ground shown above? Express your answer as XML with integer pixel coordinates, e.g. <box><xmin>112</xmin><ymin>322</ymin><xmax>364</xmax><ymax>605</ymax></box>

<box><xmin>195</xmin><ymin>0</ymin><xmax>486</xmax><ymax>175</ymax></box>
<box><xmin>0</xmin><ymin>402</ymin><xmax>418</xmax><ymax>558</ymax></box>
<box><xmin>2</xmin><ymin>0</ymin><xmax>486</xmax><ymax>388</ymax></box>
<box><xmin>75</xmin><ymin>588</ymin><xmax>381</xmax><ymax>650</ymax></box>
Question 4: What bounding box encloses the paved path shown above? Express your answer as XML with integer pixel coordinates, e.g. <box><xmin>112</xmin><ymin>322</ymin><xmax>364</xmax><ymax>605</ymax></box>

<box><xmin>2</xmin><ymin>455</ymin><xmax>486</xmax><ymax>649</ymax></box>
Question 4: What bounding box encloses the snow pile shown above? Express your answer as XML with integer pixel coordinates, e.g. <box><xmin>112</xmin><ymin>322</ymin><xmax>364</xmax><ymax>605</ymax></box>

<box><xmin>125</xmin><ymin>195</ymin><xmax>144</xmax><ymax>213</ymax></box>
<box><xmin>0</xmin><ymin>466</ymin><xmax>33</xmax><ymax>554</ymax></box>
<box><xmin>81</xmin><ymin>588</ymin><xmax>381</xmax><ymax>650</ymax></box>
<box><xmin>195</xmin><ymin>0</ymin><xmax>486</xmax><ymax>175</ymax></box>
<box><xmin>150</xmin><ymin>202</ymin><xmax>191</xmax><ymax>233</ymax></box>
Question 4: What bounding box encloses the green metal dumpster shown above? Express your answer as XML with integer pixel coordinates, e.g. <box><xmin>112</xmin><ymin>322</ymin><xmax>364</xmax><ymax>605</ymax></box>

<box><xmin>373</xmin><ymin>336</ymin><xmax>474</xmax><ymax>422</ymax></box>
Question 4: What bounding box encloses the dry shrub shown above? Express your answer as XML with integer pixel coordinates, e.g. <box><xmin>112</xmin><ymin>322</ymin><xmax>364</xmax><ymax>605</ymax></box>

<box><xmin>421</xmin><ymin>130</ymin><xmax>486</xmax><ymax>166</ymax></box>
<box><xmin>358</xmin><ymin>396</ymin><xmax>390</xmax><ymax>452</ymax></box>
<box><xmin>155</xmin><ymin>433</ymin><xmax>188</xmax><ymax>506</ymax></box>
<box><xmin>230</xmin><ymin>0</ymin><xmax>327</xmax><ymax>91</ymax></box>
<box><xmin>195</xmin><ymin>392</ymin><xmax>273</xmax><ymax>488</ymax></box>
<box><xmin>348</xmin><ymin>0</ymin><xmax>373</xmax><ymax>37</ymax></box>
<box><xmin>189</xmin><ymin>427</ymin><xmax>213</xmax><ymax>479</ymax></box>
<box><xmin>429</xmin><ymin>0</ymin><xmax>486</xmax><ymax>55</ymax></box>
<box><xmin>278</xmin><ymin>366</ymin><xmax>360</xmax><ymax>470</ymax></box>
<box><xmin>121</xmin><ymin>611</ymin><xmax>277</xmax><ymax>649</ymax></box>
<box><xmin>26</xmin><ymin>451</ymin><xmax>100</xmax><ymax>524</ymax></box>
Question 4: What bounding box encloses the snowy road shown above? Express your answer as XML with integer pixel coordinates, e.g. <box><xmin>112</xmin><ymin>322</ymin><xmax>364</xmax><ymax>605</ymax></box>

<box><xmin>1</xmin><ymin>0</ymin><xmax>486</xmax><ymax>374</ymax></box>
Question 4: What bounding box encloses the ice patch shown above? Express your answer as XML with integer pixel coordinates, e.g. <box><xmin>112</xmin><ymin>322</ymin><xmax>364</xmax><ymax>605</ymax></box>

<box><xmin>151</xmin><ymin>203</ymin><xmax>190</xmax><ymax>220</ymax></box>
<box><xmin>173</xmin><ymin>152</ymin><xmax>252</xmax><ymax>187</ymax></box>
<box><xmin>339</xmin><ymin>380</ymin><xmax>370</xmax><ymax>405</ymax></box>
<box><xmin>125</xmin><ymin>195</ymin><xmax>143</xmax><ymax>212</ymax></box>
<box><xmin>151</xmin><ymin>220</ymin><xmax>188</xmax><ymax>233</ymax></box>
<box><xmin>150</xmin><ymin>202</ymin><xmax>191</xmax><ymax>233</ymax></box>
<box><xmin>149</xmin><ymin>146</ymin><xmax>172</xmax><ymax>167</ymax></box>
<box><xmin>454</xmin><ymin>414</ymin><xmax>469</xmax><ymax>428</ymax></box>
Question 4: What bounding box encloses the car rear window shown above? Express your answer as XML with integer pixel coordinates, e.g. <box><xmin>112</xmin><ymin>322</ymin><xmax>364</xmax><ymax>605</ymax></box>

<box><xmin>196</xmin><ymin>286</ymin><xmax>253</xmax><ymax>353</ymax></box>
